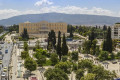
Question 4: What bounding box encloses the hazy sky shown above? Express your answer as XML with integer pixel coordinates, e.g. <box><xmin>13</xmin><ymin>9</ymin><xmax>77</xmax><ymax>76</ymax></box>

<box><xmin>0</xmin><ymin>0</ymin><xmax>120</xmax><ymax>20</ymax></box>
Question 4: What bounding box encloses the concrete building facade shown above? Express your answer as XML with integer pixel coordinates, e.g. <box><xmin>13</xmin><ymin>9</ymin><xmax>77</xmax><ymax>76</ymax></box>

<box><xmin>111</xmin><ymin>23</ymin><xmax>120</xmax><ymax>40</ymax></box>
<box><xmin>19</xmin><ymin>21</ymin><xmax>67</xmax><ymax>38</ymax></box>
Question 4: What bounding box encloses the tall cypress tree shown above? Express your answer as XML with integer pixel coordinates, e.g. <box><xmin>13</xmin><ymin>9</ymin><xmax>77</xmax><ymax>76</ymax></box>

<box><xmin>21</xmin><ymin>28</ymin><xmax>29</xmax><ymax>41</ymax></box>
<box><xmin>56</xmin><ymin>31</ymin><xmax>62</xmax><ymax>60</ymax></box>
<box><xmin>70</xmin><ymin>26</ymin><xmax>73</xmax><ymax>38</ymax></box>
<box><xmin>102</xmin><ymin>27</ymin><xmax>112</xmax><ymax>53</ymax></box>
<box><xmin>47</xmin><ymin>32</ymin><xmax>52</xmax><ymax>51</ymax></box>
<box><xmin>62</xmin><ymin>34</ymin><xmax>68</xmax><ymax>55</ymax></box>
<box><xmin>51</xmin><ymin>30</ymin><xmax>56</xmax><ymax>49</ymax></box>
<box><xmin>106</xmin><ymin>27</ymin><xmax>112</xmax><ymax>53</ymax></box>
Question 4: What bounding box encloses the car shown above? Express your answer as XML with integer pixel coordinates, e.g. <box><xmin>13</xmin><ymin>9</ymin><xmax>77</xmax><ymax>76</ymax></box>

<box><xmin>5</xmin><ymin>50</ymin><xmax>8</xmax><ymax>53</ymax></box>
<box><xmin>112</xmin><ymin>61</ymin><xmax>117</xmax><ymax>64</ymax></box>
<box><xmin>3</xmin><ymin>67</ymin><xmax>7</xmax><ymax>72</ymax></box>
<box><xmin>29</xmin><ymin>76</ymin><xmax>38</xmax><ymax>80</ymax></box>
<box><xmin>0</xmin><ymin>51</ymin><xmax>2</xmax><ymax>55</ymax></box>
<box><xmin>0</xmin><ymin>60</ymin><xmax>2</xmax><ymax>64</ymax></box>
<box><xmin>1</xmin><ymin>72</ymin><xmax>6</xmax><ymax>77</ymax></box>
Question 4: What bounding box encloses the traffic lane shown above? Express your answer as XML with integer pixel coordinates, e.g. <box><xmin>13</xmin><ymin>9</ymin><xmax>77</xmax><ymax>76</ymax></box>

<box><xmin>0</xmin><ymin>31</ymin><xmax>7</xmax><ymax>37</ymax></box>
<box><xmin>0</xmin><ymin>42</ymin><xmax>13</xmax><ymax>79</ymax></box>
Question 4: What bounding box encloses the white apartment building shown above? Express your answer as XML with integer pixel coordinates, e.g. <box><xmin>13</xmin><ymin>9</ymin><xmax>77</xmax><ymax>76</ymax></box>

<box><xmin>111</xmin><ymin>23</ymin><xmax>120</xmax><ymax>40</ymax></box>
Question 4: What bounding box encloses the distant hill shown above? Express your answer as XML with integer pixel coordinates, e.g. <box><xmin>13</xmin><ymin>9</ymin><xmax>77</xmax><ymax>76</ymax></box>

<box><xmin>0</xmin><ymin>12</ymin><xmax>120</xmax><ymax>26</ymax></box>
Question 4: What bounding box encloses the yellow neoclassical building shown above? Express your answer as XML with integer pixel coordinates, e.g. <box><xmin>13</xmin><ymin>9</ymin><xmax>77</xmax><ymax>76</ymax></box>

<box><xmin>19</xmin><ymin>21</ymin><xmax>67</xmax><ymax>38</ymax></box>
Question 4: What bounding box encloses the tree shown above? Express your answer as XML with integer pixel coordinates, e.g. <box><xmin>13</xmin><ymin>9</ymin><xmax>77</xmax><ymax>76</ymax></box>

<box><xmin>91</xmin><ymin>65</ymin><xmax>116</xmax><ymax>80</ymax></box>
<box><xmin>55</xmin><ymin>62</ymin><xmax>70</xmax><ymax>73</ymax></box>
<box><xmin>91</xmin><ymin>40</ymin><xmax>97</xmax><ymax>55</ymax></box>
<box><xmin>76</xmin><ymin>69</ymin><xmax>84</xmax><ymax>80</ymax></box>
<box><xmin>56</xmin><ymin>31</ymin><xmax>62</xmax><ymax>60</ymax></box>
<box><xmin>112</xmin><ymin>39</ymin><xmax>117</xmax><ymax>51</ymax></box>
<box><xmin>89</xmin><ymin>29</ymin><xmax>95</xmax><ymax>42</ymax></box>
<box><xmin>62</xmin><ymin>56</ymin><xmax>68</xmax><ymax>62</ymax></box>
<box><xmin>61</xmin><ymin>34</ymin><xmax>68</xmax><ymax>55</ymax></box>
<box><xmin>47</xmin><ymin>30</ymin><xmax>56</xmax><ymax>51</ymax></box>
<box><xmin>24</xmin><ymin>57</ymin><xmax>37</xmax><ymax>74</ymax></box>
<box><xmin>35</xmin><ymin>40</ymin><xmax>40</xmax><ymax>49</ymax></box>
<box><xmin>82</xmin><ymin>40</ymin><xmax>91</xmax><ymax>54</ymax></box>
<box><xmin>70</xmin><ymin>26</ymin><xmax>73</xmax><ymax>38</ymax></box>
<box><xmin>71</xmin><ymin>51</ymin><xmax>78</xmax><ymax>61</ymax></box>
<box><xmin>47</xmin><ymin>32</ymin><xmax>52</xmax><ymax>51</ymax></box>
<box><xmin>103</xmin><ymin>27</ymin><xmax>112</xmax><ymax>53</ymax></box>
<box><xmin>21</xmin><ymin>51</ymin><xmax>29</xmax><ymax>59</ymax></box>
<box><xmin>78</xmin><ymin>59</ymin><xmax>93</xmax><ymax>70</ymax></box>
<box><xmin>51</xmin><ymin>30</ymin><xmax>56</xmax><ymax>48</ymax></box>
<box><xmin>37</xmin><ymin>55</ymin><xmax>46</xmax><ymax>67</ymax></box>
<box><xmin>24</xmin><ymin>42</ymin><xmax>28</xmax><ymax>51</ymax></box>
<box><xmin>102</xmin><ymin>40</ymin><xmax>107</xmax><ymax>51</ymax></box>
<box><xmin>81</xmin><ymin>73</ymin><xmax>96</xmax><ymax>80</ymax></box>
<box><xmin>21</xmin><ymin>28</ymin><xmax>29</xmax><ymax>41</ymax></box>
<box><xmin>103</xmin><ymin>25</ymin><xmax>107</xmax><ymax>31</ymax></box>
<box><xmin>44</xmin><ymin>68</ymin><xmax>69</xmax><ymax>80</ymax></box>
<box><xmin>50</xmin><ymin>53</ymin><xmax>59</xmax><ymax>65</ymax></box>
<box><xmin>106</xmin><ymin>27</ymin><xmax>112</xmax><ymax>53</ymax></box>
<box><xmin>99</xmin><ymin>51</ymin><xmax>109</xmax><ymax>61</ymax></box>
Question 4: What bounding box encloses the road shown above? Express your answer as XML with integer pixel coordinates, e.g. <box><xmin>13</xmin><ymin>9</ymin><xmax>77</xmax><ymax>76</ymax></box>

<box><xmin>0</xmin><ymin>31</ymin><xmax>7</xmax><ymax>37</ymax></box>
<box><xmin>0</xmin><ymin>34</ymin><xmax>13</xmax><ymax>80</ymax></box>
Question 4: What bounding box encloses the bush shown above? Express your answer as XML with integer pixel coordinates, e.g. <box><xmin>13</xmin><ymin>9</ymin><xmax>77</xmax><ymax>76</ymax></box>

<box><xmin>71</xmin><ymin>51</ymin><xmax>78</xmax><ymax>61</ymax></box>
<box><xmin>50</xmin><ymin>53</ymin><xmax>59</xmax><ymax>66</ymax></box>
<box><xmin>62</xmin><ymin>56</ymin><xmax>68</xmax><ymax>62</ymax></box>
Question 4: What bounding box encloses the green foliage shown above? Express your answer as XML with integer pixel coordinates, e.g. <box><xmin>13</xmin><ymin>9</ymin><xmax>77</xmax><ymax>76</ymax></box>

<box><xmin>116</xmin><ymin>52</ymin><xmax>120</xmax><ymax>59</ymax></box>
<box><xmin>62</xmin><ymin>34</ymin><xmax>68</xmax><ymax>55</ymax></box>
<box><xmin>35</xmin><ymin>40</ymin><xmax>40</xmax><ymax>49</ymax></box>
<box><xmin>99</xmin><ymin>51</ymin><xmax>109</xmax><ymax>61</ymax></box>
<box><xmin>91</xmin><ymin>65</ymin><xmax>116</xmax><ymax>80</ymax></box>
<box><xmin>9</xmin><ymin>24</ymin><xmax>19</xmax><ymax>32</ymax></box>
<box><xmin>0</xmin><ymin>32</ymin><xmax>9</xmax><ymax>40</ymax></box>
<box><xmin>102</xmin><ymin>27</ymin><xmax>112</xmax><ymax>53</ymax></box>
<box><xmin>43</xmin><ymin>60</ymin><xmax>52</xmax><ymax>66</ymax></box>
<box><xmin>76</xmin><ymin>69</ymin><xmax>84</xmax><ymax>80</ymax></box>
<box><xmin>55</xmin><ymin>62</ymin><xmax>71</xmax><ymax>73</ymax></box>
<box><xmin>24</xmin><ymin>42</ymin><xmax>28</xmax><ymax>51</ymax></box>
<box><xmin>62</xmin><ymin>56</ymin><xmax>68</xmax><ymax>62</ymax></box>
<box><xmin>76</xmin><ymin>59</ymin><xmax>116</xmax><ymax>80</ymax></box>
<box><xmin>81</xmin><ymin>73</ymin><xmax>96</xmax><ymax>80</ymax></box>
<box><xmin>0</xmin><ymin>26</ymin><xmax>4</xmax><ymax>33</ymax></box>
<box><xmin>82</xmin><ymin>40</ymin><xmax>91</xmax><ymax>54</ymax></box>
<box><xmin>36</xmin><ymin>55</ymin><xmax>46</xmax><ymax>67</ymax></box>
<box><xmin>21</xmin><ymin>51</ymin><xmax>29</xmax><ymax>59</ymax></box>
<box><xmin>71</xmin><ymin>51</ymin><xmax>78</xmax><ymax>61</ymax></box>
<box><xmin>50</xmin><ymin>53</ymin><xmax>59</xmax><ymax>65</ymax></box>
<box><xmin>78</xmin><ymin>59</ymin><xmax>93</xmax><ymax>70</ymax></box>
<box><xmin>69</xmin><ymin>26</ymin><xmax>73</xmax><ymax>38</ymax></box>
<box><xmin>72</xmin><ymin>63</ymin><xmax>78</xmax><ymax>71</ymax></box>
<box><xmin>91</xmin><ymin>39</ymin><xmax>97</xmax><ymax>55</ymax></box>
<box><xmin>21</xmin><ymin>28</ymin><xmax>29</xmax><ymax>41</ymax></box>
<box><xmin>47</xmin><ymin>30</ymin><xmax>56</xmax><ymax>50</ymax></box>
<box><xmin>24</xmin><ymin>57</ymin><xmax>37</xmax><ymax>72</ymax></box>
<box><xmin>56</xmin><ymin>31</ymin><xmax>62</xmax><ymax>60</ymax></box>
<box><xmin>44</xmin><ymin>68</ymin><xmax>69</xmax><ymax>80</ymax></box>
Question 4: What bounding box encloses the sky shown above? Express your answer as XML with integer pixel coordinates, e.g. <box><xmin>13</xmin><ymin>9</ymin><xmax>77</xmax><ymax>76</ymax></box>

<box><xmin>0</xmin><ymin>0</ymin><xmax>120</xmax><ymax>20</ymax></box>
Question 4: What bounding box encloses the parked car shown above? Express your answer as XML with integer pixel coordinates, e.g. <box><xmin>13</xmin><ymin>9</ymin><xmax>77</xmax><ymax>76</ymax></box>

<box><xmin>5</xmin><ymin>50</ymin><xmax>8</xmax><ymax>53</ymax></box>
<box><xmin>1</xmin><ymin>72</ymin><xmax>6</xmax><ymax>77</ymax></box>
<box><xmin>29</xmin><ymin>76</ymin><xmax>38</xmax><ymax>80</ymax></box>
<box><xmin>0</xmin><ymin>60</ymin><xmax>2</xmax><ymax>64</ymax></box>
<box><xmin>112</xmin><ymin>60</ymin><xmax>117</xmax><ymax>64</ymax></box>
<box><xmin>0</xmin><ymin>51</ymin><xmax>2</xmax><ymax>55</ymax></box>
<box><xmin>3</xmin><ymin>67</ymin><xmax>7</xmax><ymax>72</ymax></box>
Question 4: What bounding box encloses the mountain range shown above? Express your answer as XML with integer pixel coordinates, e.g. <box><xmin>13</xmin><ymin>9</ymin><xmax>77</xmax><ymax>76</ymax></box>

<box><xmin>0</xmin><ymin>12</ymin><xmax>120</xmax><ymax>26</ymax></box>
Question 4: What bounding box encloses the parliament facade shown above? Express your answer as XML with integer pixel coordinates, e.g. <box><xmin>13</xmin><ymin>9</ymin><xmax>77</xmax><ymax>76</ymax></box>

<box><xmin>19</xmin><ymin>21</ymin><xmax>67</xmax><ymax>38</ymax></box>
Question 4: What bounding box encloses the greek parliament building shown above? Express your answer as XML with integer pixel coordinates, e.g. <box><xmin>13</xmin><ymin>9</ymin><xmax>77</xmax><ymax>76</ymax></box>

<box><xmin>19</xmin><ymin>21</ymin><xmax>67</xmax><ymax>38</ymax></box>
<box><xmin>111</xmin><ymin>23</ymin><xmax>120</xmax><ymax>41</ymax></box>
